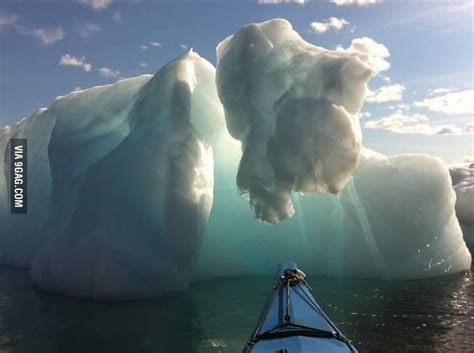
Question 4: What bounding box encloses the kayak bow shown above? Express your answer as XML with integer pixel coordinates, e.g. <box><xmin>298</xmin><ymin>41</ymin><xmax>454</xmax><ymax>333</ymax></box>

<box><xmin>243</xmin><ymin>261</ymin><xmax>358</xmax><ymax>353</ymax></box>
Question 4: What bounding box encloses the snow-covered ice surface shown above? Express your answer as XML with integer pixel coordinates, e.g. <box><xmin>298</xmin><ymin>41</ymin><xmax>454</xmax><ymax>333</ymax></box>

<box><xmin>0</xmin><ymin>19</ymin><xmax>471</xmax><ymax>299</ymax></box>
<box><xmin>216</xmin><ymin>19</ymin><xmax>371</xmax><ymax>224</ymax></box>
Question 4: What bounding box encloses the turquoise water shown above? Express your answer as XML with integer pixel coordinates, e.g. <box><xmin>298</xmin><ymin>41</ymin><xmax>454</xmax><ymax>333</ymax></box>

<box><xmin>0</xmin><ymin>264</ymin><xmax>472</xmax><ymax>353</ymax></box>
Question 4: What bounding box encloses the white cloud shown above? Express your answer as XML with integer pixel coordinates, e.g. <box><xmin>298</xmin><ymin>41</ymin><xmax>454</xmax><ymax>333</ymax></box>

<box><xmin>340</xmin><ymin>37</ymin><xmax>390</xmax><ymax>74</ymax></box>
<box><xmin>0</xmin><ymin>13</ymin><xmax>19</xmax><ymax>28</ymax></box>
<box><xmin>414</xmin><ymin>90</ymin><xmax>474</xmax><ymax>115</ymax></box>
<box><xmin>310</xmin><ymin>17</ymin><xmax>350</xmax><ymax>34</ymax></box>
<box><xmin>462</xmin><ymin>123</ymin><xmax>474</xmax><ymax>133</ymax></box>
<box><xmin>140</xmin><ymin>62</ymin><xmax>148</xmax><ymax>67</ymax></box>
<box><xmin>435</xmin><ymin>123</ymin><xmax>474</xmax><ymax>135</ymax></box>
<box><xmin>365</xmin><ymin>112</ymin><xmax>429</xmax><ymax>131</ymax></box>
<box><xmin>113</xmin><ymin>11</ymin><xmax>122</xmax><ymax>23</ymax></box>
<box><xmin>258</xmin><ymin>0</ymin><xmax>306</xmax><ymax>4</ymax></box>
<box><xmin>180</xmin><ymin>44</ymin><xmax>188</xmax><ymax>50</ymax></box>
<box><xmin>78</xmin><ymin>23</ymin><xmax>101</xmax><ymax>38</ymax></box>
<box><xmin>22</xmin><ymin>27</ymin><xmax>65</xmax><ymax>45</ymax></box>
<box><xmin>381</xmin><ymin>75</ymin><xmax>391</xmax><ymax>83</ymax></box>
<box><xmin>140</xmin><ymin>41</ymin><xmax>162</xmax><ymax>50</ymax></box>
<box><xmin>59</xmin><ymin>54</ymin><xmax>92</xmax><ymax>72</ymax></box>
<box><xmin>59</xmin><ymin>54</ymin><xmax>121</xmax><ymax>79</ymax></box>
<box><xmin>97</xmin><ymin>66</ymin><xmax>121</xmax><ymax>78</ymax></box>
<box><xmin>366</xmin><ymin>84</ymin><xmax>405</xmax><ymax>103</ymax></box>
<box><xmin>428</xmin><ymin>88</ymin><xmax>452</xmax><ymax>96</ymax></box>
<box><xmin>78</xmin><ymin>0</ymin><xmax>114</xmax><ymax>10</ymax></box>
<box><xmin>0</xmin><ymin>12</ymin><xmax>63</xmax><ymax>46</ymax></box>
<box><xmin>331</xmin><ymin>0</ymin><xmax>381</xmax><ymax>6</ymax></box>
<box><xmin>364</xmin><ymin>111</ymin><xmax>473</xmax><ymax>135</ymax></box>
<box><xmin>396</xmin><ymin>102</ymin><xmax>410</xmax><ymax>111</ymax></box>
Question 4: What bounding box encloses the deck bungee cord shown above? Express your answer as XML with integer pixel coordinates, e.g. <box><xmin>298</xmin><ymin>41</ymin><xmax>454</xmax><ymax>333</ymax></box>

<box><xmin>243</xmin><ymin>262</ymin><xmax>358</xmax><ymax>353</ymax></box>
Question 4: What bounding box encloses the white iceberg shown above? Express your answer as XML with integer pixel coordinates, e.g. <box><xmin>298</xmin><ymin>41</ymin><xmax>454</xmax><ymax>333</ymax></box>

<box><xmin>216</xmin><ymin>19</ymin><xmax>372</xmax><ymax>223</ymax></box>
<box><xmin>0</xmin><ymin>20</ymin><xmax>471</xmax><ymax>300</ymax></box>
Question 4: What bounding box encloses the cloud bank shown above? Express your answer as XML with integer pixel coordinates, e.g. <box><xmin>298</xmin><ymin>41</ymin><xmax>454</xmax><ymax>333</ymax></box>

<box><xmin>414</xmin><ymin>90</ymin><xmax>473</xmax><ymax>115</ymax></box>
<box><xmin>364</xmin><ymin>111</ymin><xmax>474</xmax><ymax>135</ymax></box>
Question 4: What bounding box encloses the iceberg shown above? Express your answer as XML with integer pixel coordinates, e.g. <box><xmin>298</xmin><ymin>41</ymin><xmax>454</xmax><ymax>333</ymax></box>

<box><xmin>196</xmin><ymin>149</ymin><xmax>471</xmax><ymax>280</ymax></box>
<box><xmin>0</xmin><ymin>19</ymin><xmax>471</xmax><ymax>299</ymax></box>
<box><xmin>450</xmin><ymin>163</ymin><xmax>474</xmax><ymax>246</ymax></box>
<box><xmin>1</xmin><ymin>51</ymin><xmax>233</xmax><ymax>299</ymax></box>
<box><xmin>216</xmin><ymin>19</ymin><xmax>371</xmax><ymax>223</ymax></box>
<box><xmin>0</xmin><ymin>108</ymin><xmax>58</xmax><ymax>266</ymax></box>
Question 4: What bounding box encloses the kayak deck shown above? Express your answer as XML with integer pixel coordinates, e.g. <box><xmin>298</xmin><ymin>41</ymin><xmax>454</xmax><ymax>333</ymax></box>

<box><xmin>243</xmin><ymin>261</ymin><xmax>357</xmax><ymax>353</ymax></box>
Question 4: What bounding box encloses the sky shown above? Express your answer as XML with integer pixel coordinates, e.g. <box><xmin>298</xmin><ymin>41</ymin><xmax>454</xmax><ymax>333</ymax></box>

<box><xmin>0</xmin><ymin>0</ymin><xmax>473</xmax><ymax>163</ymax></box>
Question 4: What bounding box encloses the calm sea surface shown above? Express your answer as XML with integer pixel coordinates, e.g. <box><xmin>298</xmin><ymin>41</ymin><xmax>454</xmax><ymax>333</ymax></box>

<box><xmin>0</xmin><ymin>261</ymin><xmax>472</xmax><ymax>353</ymax></box>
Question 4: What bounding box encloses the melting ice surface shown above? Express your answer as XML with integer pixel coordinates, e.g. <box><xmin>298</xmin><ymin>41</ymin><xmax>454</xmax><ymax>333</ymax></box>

<box><xmin>0</xmin><ymin>19</ymin><xmax>471</xmax><ymax>299</ymax></box>
<box><xmin>450</xmin><ymin>163</ymin><xmax>474</xmax><ymax>246</ymax></box>
<box><xmin>216</xmin><ymin>19</ymin><xmax>370</xmax><ymax>223</ymax></box>
<box><xmin>1</xmin><ymin>51</ymin><xmax>231</xmax><ymax>298</ymax></box>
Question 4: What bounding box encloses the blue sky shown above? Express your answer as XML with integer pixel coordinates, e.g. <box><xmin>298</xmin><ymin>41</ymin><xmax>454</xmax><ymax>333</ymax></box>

<box><xmin>0</xmin><ymin>0</ymin><xmax>472</xmax><ymax>162</ymax></box>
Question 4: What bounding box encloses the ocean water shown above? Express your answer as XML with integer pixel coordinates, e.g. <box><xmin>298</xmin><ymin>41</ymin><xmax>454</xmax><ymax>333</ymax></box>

<box><xmin>0</xmin><ymin>263</ymin><xmax>472</xmax><ymax>353</ymax></box>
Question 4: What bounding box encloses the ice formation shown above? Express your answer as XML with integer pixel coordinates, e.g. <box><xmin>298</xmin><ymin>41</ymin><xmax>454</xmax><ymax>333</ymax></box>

<box><xmin>450</xmin><ymin>164</ymin><xmax>474</xmax><ymax>246</ymax></box>
<box><xmin>216</xmin><ymin>19</ymin><xmax>372</xmax><ymax>223</ymax></box>
<box><xmin>1</xmin><ymin>51</ymin><xmax>233</xmax><ymax>299</ymax></box>
<box><xmin>0</xmin><ymin>19</ymin><xmax>471</xmax><ymax>299</ymax></box>
<box><xmin>196</xmin><ymin>149</ymin><xmax>471</xmax><ymax>280</ymax></box>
